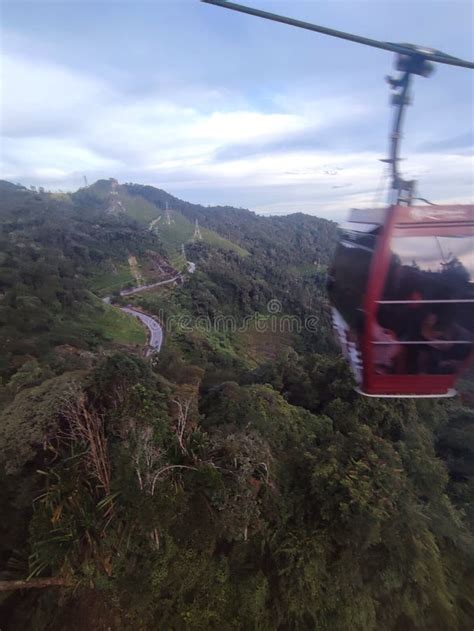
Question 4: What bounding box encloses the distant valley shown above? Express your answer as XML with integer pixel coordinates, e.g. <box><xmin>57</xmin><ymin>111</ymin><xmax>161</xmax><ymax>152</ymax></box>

<box><xmin>0</xmin><ymin>178</ymin><xmax>473</xmax><ymax>631</ymax></box>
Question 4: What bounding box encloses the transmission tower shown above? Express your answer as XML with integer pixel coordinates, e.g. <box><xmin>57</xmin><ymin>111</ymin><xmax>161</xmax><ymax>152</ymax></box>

<box><xmin>83</xmin><ymin>175</ymin><xmax>89</xmax><ymax>187</ymax></box>
<box><xmin>165</xmin><ymin>201</ymin><xmax>174</xmax><ymax>225</ymax></box>
<box><xmin>193</xmin><ymin>219</ymin><xmax>202</xmax><ymax>241</ymax></box>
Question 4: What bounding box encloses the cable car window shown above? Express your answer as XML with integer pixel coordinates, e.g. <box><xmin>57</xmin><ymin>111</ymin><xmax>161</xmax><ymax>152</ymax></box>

<box><xmin>384</xmin><ymin>234</ymin><xmax>474</xmax><ymax>300</ymax></box>
<box><xmin>328</xmin><ymin>223</ymin><xmax>379</xmax><ymax>330</ymax></box>
<box><xmin>340</xmin><ymin>222</ymin><xmax>380</xmax><ymax>250</ymax></box>
<box><xmin>340</xmin><ymin>221</ymin><xmax>380</xmax><ymax>233</ymax></box>
<box><xmin>391</xmin><ymin>234</ymin><xmax>474</xmax><ymax>282</ymax></box>
<box><xmin>374</xmin><ymin>231</ymin><xmax>474</xmax><ymax>375</ymax></box>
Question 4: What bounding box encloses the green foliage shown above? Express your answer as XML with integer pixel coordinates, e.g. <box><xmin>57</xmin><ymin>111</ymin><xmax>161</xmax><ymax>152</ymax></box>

<box><xmin>81</xmin><ymin>297</ymin><xmax>147</xmax><ymax>346</ymax></box>
<box><xmin>123</xmin><ymin>182</ymin><xmax>337</xmax><ymax>268</ymax></box>
<box><xmin>87</xmin><ymin>262</ymin><xmax>136</xmax><ymax>295</ymax></box>
<box><xmin>0</xmin><ymin>182</ymin><xmax>167</xmax><ymax>386</ymax></box>
<box><xmin>0</xmin><ymin>371</ymin><xmax>84</xmax><ymax>475</ymax></box>
<box><xmin>84</xmin><ymin>180</ymin><xmax>248</xmax><ymax>259</ymax></box>
<box><xmin>1</xmin><ymin>180</ymin><xmax>473</xmax><ymax>631</ymax></box>
<box><xmin>151</xmin><ymin>206</ymin><xmax>249</xmax><ymax>259</ymax></box>
<box><xmin>7</xmin><ymin>358</ymin><xmax>45</xmax><ymax>392</ymax></box>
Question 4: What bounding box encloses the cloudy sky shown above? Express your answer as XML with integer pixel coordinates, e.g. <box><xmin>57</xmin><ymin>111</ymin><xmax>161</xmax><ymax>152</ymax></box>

<box><xmin>1</xmin><ymin>0</ymin><xmax>473</xmax><ymax>220</ymax></box>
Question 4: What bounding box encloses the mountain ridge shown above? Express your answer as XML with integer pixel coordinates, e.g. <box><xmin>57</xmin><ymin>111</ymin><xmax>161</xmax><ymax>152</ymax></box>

<box><xmin>71</xmin><ymin>178</ymin><xmax>338</xmax><ymax>268</ymax></box>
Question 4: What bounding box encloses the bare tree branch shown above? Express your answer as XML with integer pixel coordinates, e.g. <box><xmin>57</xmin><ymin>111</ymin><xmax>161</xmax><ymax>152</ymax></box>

<box><xmin>172</xmin><ymin>397</ymin><xmax>194</xmax><ymax>456</ymax></box>
<box><xmin>61</xmin><ymin>388</ymin><xmax>111</xmax><ymax>499</ymax></box>
<box><xmin>0</xmin><ymin>578</ymin><xmax>73</xmax><ymax>592</ymax></box>
<box><xmin>151</xmin><ymin>465</ymin><xmax>198</xmax><ymax>496</ymax></box>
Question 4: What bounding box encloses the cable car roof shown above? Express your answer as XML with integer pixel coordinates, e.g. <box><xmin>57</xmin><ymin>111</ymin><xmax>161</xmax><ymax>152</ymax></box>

<box><xmin>395</xmin><ymin>205</ymin><xmax>474</xmax><ymax>225</ymax></box>
<box><xmin>346</xmin><ymin>205</ymin><xmax>473</xmax><ymax>227</ymax></box>
<box><xmin>347</xmin><ymin>208</ymin><xmax>388</xmax><ymax>225</ymax></box>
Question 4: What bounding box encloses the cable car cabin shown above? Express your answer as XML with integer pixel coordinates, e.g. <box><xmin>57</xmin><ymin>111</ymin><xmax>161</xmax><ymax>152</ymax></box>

<box><xmin>328</xmin><ymin>204</ymin><xmax>474</xmax><ymax>397</ymax></box>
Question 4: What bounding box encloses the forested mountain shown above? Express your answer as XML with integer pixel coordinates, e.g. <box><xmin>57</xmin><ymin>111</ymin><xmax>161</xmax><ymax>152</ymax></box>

<box><xmin>0</xmin><ymin>179</ymin><xmax>473</xmax><ymax>631</ymax></box>
<box><xmin>123</xmin><ymin>181</ymin><xmax>337</xmax><ymax>268</ymax></box>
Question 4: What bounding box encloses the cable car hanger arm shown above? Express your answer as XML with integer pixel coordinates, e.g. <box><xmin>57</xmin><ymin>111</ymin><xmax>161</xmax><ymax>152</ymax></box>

<box><xmin>201</xmin><ymin>0</ymin><xmax>474</xmax><ymax>69</ymax></box>
<box><xmin>202</xmin><ymin>0</ymin><xmax>473</xmax><ymax>204</ymax></box>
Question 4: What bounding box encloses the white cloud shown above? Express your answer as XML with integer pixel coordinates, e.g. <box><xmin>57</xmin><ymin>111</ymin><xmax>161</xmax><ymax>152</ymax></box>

<box><xmin>1</xmin><ymin>136</ymin><xmax>121</xmax><ymax>182</ymax></box>
<box><xmin>1</xmin><ymin>48</ymin><xmax>472</xmax><ymax>221</ymax></box>
<box><xmin>188</xmin><ymin>110</ymin><xmax>307</xmax><ymax>143</ymax></box>
<box><xmin>251</xmin><ymin>151</ymin><xmax>474</xmax><ymax>220</ymax></box>
<box><xmin>81</xmin><ymin>102</ymin><xmax>307</xmax><ymax>168</ymax></box>
<box><xmin>1</xmin><ymin>53</ymin><xmax>112</xmax><ymax>137</ymax></box>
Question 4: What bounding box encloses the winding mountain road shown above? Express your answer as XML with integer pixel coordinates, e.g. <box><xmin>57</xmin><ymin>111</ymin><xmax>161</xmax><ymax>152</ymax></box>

<box><xmin>120</xmin><ymin>307</ymin><xmax>163</xmax><ymax>355</ymax></box>
<box><xmin>120</xmin><ymin>274</ymin><xmax>181</xmax><ymax>296</ymax></box>
<box><xmin>106</xmin><ymin>261</ymin><xmax>195</xmax><ymax>356</ymax></box>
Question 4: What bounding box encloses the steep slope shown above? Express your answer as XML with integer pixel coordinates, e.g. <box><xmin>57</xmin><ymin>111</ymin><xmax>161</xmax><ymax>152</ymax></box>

<box><xmin>74</xmin><ymin>179</ymin><xmax>249</xmax><ymax>261</ymax></box>
<box><xmin>0</xmin><ymin>181</ymin><xmax>162</xmax><ymax>387</ymax></box>
<box><xmin>123</xmin><ymin>181</ymin><xmax>338</xmax><ymax>268</ymax></box>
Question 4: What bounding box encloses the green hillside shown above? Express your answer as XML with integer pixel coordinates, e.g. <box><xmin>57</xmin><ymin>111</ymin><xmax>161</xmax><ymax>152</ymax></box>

<box><xmin>81</xmin><ymin>294</ymin><xmax>147</xmax><ymax>346</ymax></box>
<box><xmin>149</xmin><ymin>208</ymin><xmax>249</xmax><ymax>258</ymax></box>
<box><xmin>77</xmin><ymin>180</ymin><xmax>249</xmax><ymax>259</ymax></box>
<box><xmin>2</xmin><ymin>179</ymin><xmax>474</xmax><ymax>631</ymax></box>
<box><xmin>0</xmin><ymin>181</ymin><xmax>161</xmax><ymax>383</ymax></box>
<box><xmin>88</xmin><ymin>261</ymin><xmax>137</xmax><ymax>296</ymax></box>
<box><xmin>123</xmin><ymin>182</ymin><xmax>337</xmax><ymax>269</ymax></box>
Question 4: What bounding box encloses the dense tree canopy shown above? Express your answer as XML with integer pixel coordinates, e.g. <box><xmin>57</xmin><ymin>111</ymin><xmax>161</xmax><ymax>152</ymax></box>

<box><xmin>0</xmin><ymin>180</ymin><xmax>473</xmax><ymax>630</ymax></box>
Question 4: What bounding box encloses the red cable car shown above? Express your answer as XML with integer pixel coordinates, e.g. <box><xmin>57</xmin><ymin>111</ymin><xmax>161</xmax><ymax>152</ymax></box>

<box><xmin>202</xmin><ymin>1</ymin><xmax>474</xmax><ymax>396</ymax></box>
<box><xmin>329</xmin><ymin>205</ymin><xmax>474</xmax><ymax>397</ymax></box>
<box><xmin>325</xmin><ymin>42</ymin><xmax>474</xmax><ymax>397</ymax></box>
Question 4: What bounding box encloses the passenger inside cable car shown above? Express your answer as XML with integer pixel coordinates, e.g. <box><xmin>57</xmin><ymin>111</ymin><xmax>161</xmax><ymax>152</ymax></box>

<box><xmin>376</xmin><ymin>232</ymin><xmax>474</xmax><ymax>375</ymax></box>
<box><xmin>328</xmin><ymin>211</ymin><xmax>474</xmax><ymax>392</ymax></box>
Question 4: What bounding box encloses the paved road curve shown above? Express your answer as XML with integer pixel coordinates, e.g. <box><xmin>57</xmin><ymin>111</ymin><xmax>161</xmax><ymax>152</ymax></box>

<box><xmin>120</xmin><ymin>307</ymin><xmax>163</xmax><ymax>355</ymax></box>
<box><xmin>105</xmin><ymin>261</ymin><xmax>195</xmax><ymax>356</ymax></box>
<box><xmin>120</xmin><ymin>274</ymin><xmax>181</xmax><ymax>296</ymax></box>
